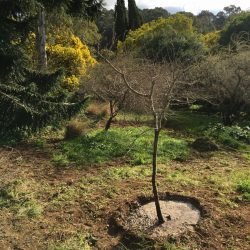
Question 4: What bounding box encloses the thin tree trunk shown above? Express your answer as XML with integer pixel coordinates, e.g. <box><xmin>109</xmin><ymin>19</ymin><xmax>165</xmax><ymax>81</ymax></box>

<box><xmin>37</xmin><ymin>6</ymin><xmax>47</xmax><ymax>70</ymax></box>
<box><xmin>152</xmin><ymin>125</ymin><xmax>165</xmax><ymax>224</ymax></box>
<box><xmin>105</xmin><ymin>116</ymin><xmax>113</xmax><ymax>131</ymax></box>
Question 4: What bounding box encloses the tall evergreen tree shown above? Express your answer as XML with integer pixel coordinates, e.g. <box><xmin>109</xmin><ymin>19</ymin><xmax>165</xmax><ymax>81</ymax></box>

<box><xmin>0</xmin><ymin>0</ymin><xmax>89</xmax><ymax>134</ymax></box>
<box><xmin>128</xmin><ymin>0</ymin><xmax>142</xmax><ymax>30</ymax></box>
<box><xmin>114</xmin><ymin>0</ymin><xmax>128</xmax><ymax>42</ymax></box>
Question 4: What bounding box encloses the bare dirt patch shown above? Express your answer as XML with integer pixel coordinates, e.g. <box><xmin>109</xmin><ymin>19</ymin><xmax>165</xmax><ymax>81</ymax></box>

<box><xmin>126</xmin><ymin>200</ymin><xmax>201</xmax><ymax>238</ymax></box>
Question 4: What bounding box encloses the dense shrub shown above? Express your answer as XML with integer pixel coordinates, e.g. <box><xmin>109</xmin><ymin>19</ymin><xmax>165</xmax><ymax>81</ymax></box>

<box><xmin>119</xmin><ymin>14</ymin><xmax>205</xmax><ymax>62</ymax></box>
<box><xmin>219</xmin><ymin>12</ymin><xmax>250</xmax><ymax>46</ymax></box>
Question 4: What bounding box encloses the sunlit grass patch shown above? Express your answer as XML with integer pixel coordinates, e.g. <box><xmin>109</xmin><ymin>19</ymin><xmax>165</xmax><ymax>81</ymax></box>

<box><xmin>0</xmin><ymin>179</ymin><xmax>43</xmax><ymax>218</ymax></box>
<box><xmin>236</xmin><ymin>179</ymin><xmax>250</xmax><ymax>201</ymax></box>
<box><xmin>165</xmin><ymin>171</ymin><xmax>200</xmax><ymax>186</ymax></box>
<box><xmin>206</xmin><ymin>169</ymin><xmax>250</xmax><ymax>201</ymax></box>
<box><xmin>103</xmin><ymin>166</ymin><xmax>152</xmax><ymax>180</ymax></box>
<box><xmin>48</xmin><ymin>234</ymin><xmax>92</xmax><ymax>250</ymax></box>
<box><xmin>53</xmin><ymin>127</ymin><xmax>190</xmax><ymax>167</ymax></box>
<box><xmin>50</xmin><ymin>184</ymin><xmax>79</xmax><ymax>206</ymax></box>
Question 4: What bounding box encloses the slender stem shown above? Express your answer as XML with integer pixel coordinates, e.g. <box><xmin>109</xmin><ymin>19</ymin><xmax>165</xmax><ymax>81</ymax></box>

<box><xmin>152</xmin><ymin>115</ymin><xmax>164</xmax><ymax>224</ymax></box>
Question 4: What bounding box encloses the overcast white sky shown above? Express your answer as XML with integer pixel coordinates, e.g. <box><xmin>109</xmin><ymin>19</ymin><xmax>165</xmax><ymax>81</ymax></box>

<box><xmin>104</xmin><ymin>0</ymin><xmax>250</xmax><ymax>14</ymax></box>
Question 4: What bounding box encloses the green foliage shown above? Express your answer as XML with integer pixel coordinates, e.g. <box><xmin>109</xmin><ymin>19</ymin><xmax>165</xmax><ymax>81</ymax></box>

<box><xmin>128</xmin><ymin>0</ymin><xmax>143</xmax><ymax>30</ymax></box>
<box><xmin>205</xmin><ymin>124</ymin><xmax>250</xmax><ymax>148</ymax></box>
<box><xmin>236</xmin><ymin>179</ymin><xmax>250</xmax><ymax>199</ymax></box>
<box><xmin>194</xmin><ymin>10</ymin><xmax>215</xmax><ymax>34</ymax></box>
<box><xmin>140</xmin><ymin>7</ymin><xmax>170</xmax><ymax>23</ymax></box>
<box><xmin>0</xmin><ymin>70</ymin><xmax>87</xmax><ymax>134</ymax></box>
<box><xmin>0</xmin><ymin>1</ymin><xmax>88</xmax><ymax>134</ymax></box>
<box><xmin>219</xmin><ymin>12</ymin><xmax>250</xmax><ymax>45</ymax></box>
<box><xmin>166</xmin><ymin>110</ymin><xmax>219</xmax><ymax>134</ymax></box>
<box><xmin>54</xmin><ymin>127</ymin><xmax>190</xmax><ymax>166</ymax></box>
<box><xmin>114</xmin><ymin>0</ymin><xmax>128</xmax><ymax>42</ymax></box>
<box><xmin>119</xmin><ymin>14</ymin><xmax>205</xmax><ymax>62</ymax></box>
<box><xmin>96</xmin><ymin>8</ymin><xmax>115</xmax><ymax>48</ymax></box>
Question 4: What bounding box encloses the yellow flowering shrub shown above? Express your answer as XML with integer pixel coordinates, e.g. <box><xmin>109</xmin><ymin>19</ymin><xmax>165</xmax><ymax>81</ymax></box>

<box><xmin>47</xmin><ymin>31</ymin><xmax>96</xmax><ymax>88</ymax></box>
<box><xmin>202</xmin><ymin>31</ymin><xmax>220</xmax><ymax>49</ymax></box>
<box><xmin>24</xmin><ymin>31</ymin><xmax>96</xmax><ymax>89</ymax></box>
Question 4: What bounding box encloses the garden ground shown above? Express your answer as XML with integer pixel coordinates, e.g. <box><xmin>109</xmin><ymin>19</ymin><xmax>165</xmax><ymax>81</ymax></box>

<box><xmin>0</xmin><ymin>111</ymin><xmax>249</xmax><ymax>250</ymax></box>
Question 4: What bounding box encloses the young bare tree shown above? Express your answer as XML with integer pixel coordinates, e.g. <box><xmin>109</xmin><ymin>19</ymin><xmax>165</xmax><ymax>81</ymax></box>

<box><xmin>82</xmin><ymin>60</ymin><xmax>129</xmax><ymax>131</ymax></box>
<box><xmin>97</xmin><ymin>53</ymin><xmax>194</xmax><ymax>224</ymax></box>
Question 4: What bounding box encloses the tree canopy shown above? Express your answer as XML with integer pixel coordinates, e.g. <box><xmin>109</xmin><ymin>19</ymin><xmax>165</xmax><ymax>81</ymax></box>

<box><xmin>219</xmin><ymin>12</ymin><xmax>250</xmax><ymax>46</ymax></box>
<box><xmin>119</xmin><ymin>14</ymin><xmax>205</xmax><ymax>62</ymax></box>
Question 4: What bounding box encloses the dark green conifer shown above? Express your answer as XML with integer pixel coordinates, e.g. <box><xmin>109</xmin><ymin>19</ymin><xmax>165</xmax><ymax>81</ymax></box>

<box><xmin>128</xmin><ymin>0</ymin><xmax>142</xmax><ymax>30</ymax></box>
<box><xmin>114</xmin><ymin>0</ymin><xmax>128</xmax><ymax>42</ymax></box>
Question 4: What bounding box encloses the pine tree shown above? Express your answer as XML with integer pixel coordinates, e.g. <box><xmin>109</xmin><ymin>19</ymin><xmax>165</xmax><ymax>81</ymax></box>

<box><xmin>114</xmin><ymin>0</ymin><xmax>128</xmax><ymax>42</ymax></box>
<box><xmin>128</xmin><ymin>0</ymin><xmax>142</xmax><ymax>30</ymax></box>
<box><xmin>0</xmin><ymin>0</ymin><xmax>88</xmax><ymax>134</ymax></box>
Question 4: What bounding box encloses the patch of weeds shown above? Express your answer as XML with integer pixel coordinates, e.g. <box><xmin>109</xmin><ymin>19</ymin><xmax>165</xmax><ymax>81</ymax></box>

<box><xmin>117</xmin><ymin>112</ymin><xmax>152</xmax><ymax>124</ymax></box>
<box><xmin>106</xmin><ymin>186</ymin><xmax>119</xmax><ymax>198</ymax></box>
<box><xmin>217</xmin><ymin>196</ymin><xmax>238</xmax><ymax>208</ymax></box>
<box><xmin>207</xmin><ymin>170</ymin><xmax>250</xmax><ymax>199</ymax></box>
<box><xmin>19</xmin><ymin>200</ymin><xmax>43</xmax><ymax>218</ymax></box>
<box><xmin>52</xmin><ymin>153</ymin><xmax>70</xmax><ymax>167</ymax></box>
<box><xmin>166</xmin><ymin>171</ymin><xmax>200</xmax><ymax>186</ymax></box>
<box><xmin>236</xmin><ymin>179</ymin><xmax>250</xmax><ymax>201</ymax></box>
<box><xmin>49</xmin><ymin>234</ymin><xmax>91</xmax><ymax>250</ymax></box>
<box><xmin>55</xmin><ymin>127</ymin><xmax>190</xmax><ymax>167</ymax></box>
<box><xmin>32</xmin><ymin>138</ymin><xmax>47</xmax><ymax>149</ymax></box>
<box><xmin>79</xmin><ymin>176</ymin><xmax>106</xmax><ymax>189</ymax></box>
<box><xmin>0</xmin><ymin>180</ymin><xmax>43</xmax><ymax>218</ymax></box>
<box><xmin>51</xmin><ymin>185</ymin><xmax>78</xmax><ymax>206</ymax></box>
<box><xmin>103</xmin><ymin>166</ymin><xmax>152</xmax><ymax>180</ymax></box>
<box><xmin>205</xmin><ymin>124</ymin><xmax>250</xmax><ymax>149</ymax></box>
<box><xmin>242</xmin><ymin>149</ymin><xmax>250</xmax><ymax>162</ymax></box>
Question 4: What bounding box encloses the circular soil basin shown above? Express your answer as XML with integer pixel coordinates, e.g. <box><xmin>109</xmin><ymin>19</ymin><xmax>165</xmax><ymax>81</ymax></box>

<box><xmin>118</xmin><ymin>194</ymin><xmax>203</xmax><ymax>239</ymax></box>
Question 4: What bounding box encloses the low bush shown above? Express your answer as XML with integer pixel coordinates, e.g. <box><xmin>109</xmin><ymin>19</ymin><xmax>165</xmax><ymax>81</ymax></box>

<box><xmin>64</xmin><ymin>119</ymin><xmax>89</xmax><ymax>140</ymax></box>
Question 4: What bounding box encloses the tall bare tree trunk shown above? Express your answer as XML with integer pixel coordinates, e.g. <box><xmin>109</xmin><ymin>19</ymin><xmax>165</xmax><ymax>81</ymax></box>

<box><xmin>37</xmin><ymin>6</ymin><xmax>47</xmax><ymax>70</ymax></box>
<box><xmin>152</xmin><ymin>115</ymin><xmax>164</xmax><ymax>224</ymax></box>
